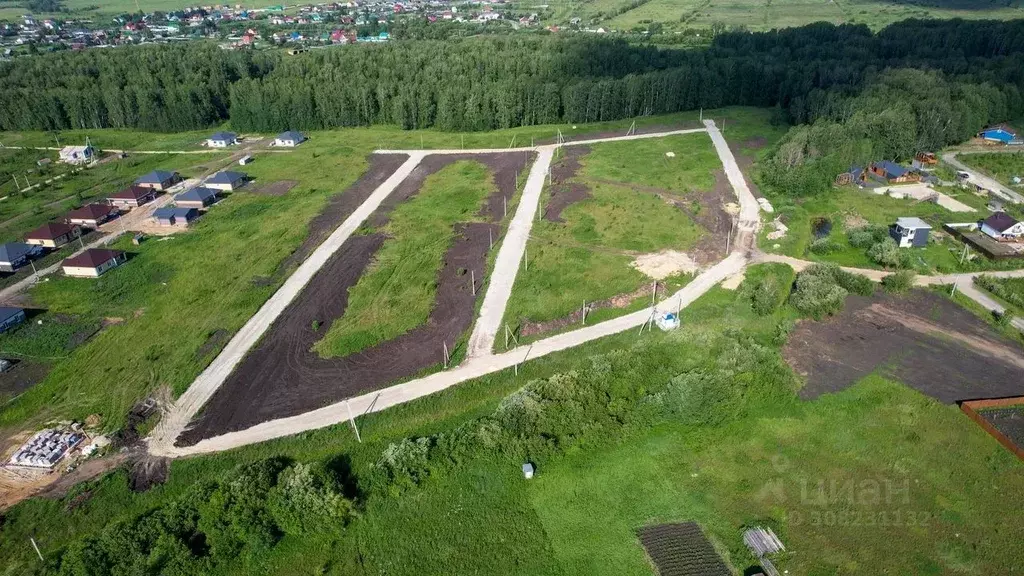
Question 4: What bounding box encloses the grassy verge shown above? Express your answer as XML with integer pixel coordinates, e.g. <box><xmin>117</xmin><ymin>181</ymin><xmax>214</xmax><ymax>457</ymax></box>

<box><xmin>960</xmin><ymin>151</ymin><xmax>1024</xmax><ymax>189</ymax></box>
<box><xmin>313</xmin><ymin>160</ymin><xmax>495</xmax><ymax>358</ymax></box>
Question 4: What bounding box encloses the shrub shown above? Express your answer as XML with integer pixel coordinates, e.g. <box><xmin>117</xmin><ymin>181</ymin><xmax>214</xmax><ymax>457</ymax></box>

<box><xmin>867</xmin><ymin>238</ymin><xmax>910</xmax><ymax>269</ymax></box>
<box><xmin>847</xmin><ymin>224</ymin><xmax>888</xmax><ymax>249</ymax></box>
<box><xmin>882</xmin><ymin>269</ymin><xmax>916</xmax><ymax>294</ymax></box>
<box><xmin>751</xmin><ymin>276</ymin><xmax>782</xmax><ymax>315</ymax></box>
<box><xmin>790</xmin><ymin>264</ymin><xmax>855</xmax><ymax>319</ymax></box>
<box><xmin>833</xmin><ymin>267</ymin><xmax>875</xmax><ymax>296</ymax></box>
<box><xmin>994</xmin><ymin>310</ymin><xmax>1015</xmax><ymax>328</ymax></box>
<box><xmin>269</xmin><ymin>462</ymin><xmax>355</xmax><ymax>535</ymax></box>
<box><xmin>809</xmin><ymin>237</ymin><xmax>839</xmax><ymax>254</ymax></box>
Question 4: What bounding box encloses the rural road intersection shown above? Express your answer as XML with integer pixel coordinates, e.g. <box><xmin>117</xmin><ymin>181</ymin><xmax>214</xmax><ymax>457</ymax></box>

<box><xmin>148</xmin><ymin>122</ymin><xmax>1022</xmax><ymax>457</ymax></box>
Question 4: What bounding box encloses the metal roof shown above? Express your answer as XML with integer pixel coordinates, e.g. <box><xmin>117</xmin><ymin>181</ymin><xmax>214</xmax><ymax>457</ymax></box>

<box><xmin>895</xmin><ymin>217</ymin><xmax>931</xmax><ymax>230</ymax></box>
<box><xmin>135</xmin><ymin>170</ymin><xmax>178</xmax><ymax>184</ymax></box>
<box><xmin>206</xmin><ymin>171</ymin><xmax>246</xmax><ymax>184</ymax></box>
<box><xmin>177</xmin><ymin>186</ymin><xmax>218</xmax><ymax>201</ymax></box>
<box><xmin>0</xmin><ymin>242</ymin><xmax>34</xmax><ymax>263</ymax></box>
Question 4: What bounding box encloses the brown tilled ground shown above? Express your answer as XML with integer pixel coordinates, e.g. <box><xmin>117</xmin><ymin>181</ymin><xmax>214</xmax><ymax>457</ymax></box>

<box><xmin>544</xmin><ymin>146</ymin><xmax>592</xmax><ymax>222</ymax></box>
<box><xmin>178</xmin><ymin>153</ymin><xmax>528</xmax><ymax>444</ymax></box>
<box><xmin>784</xmin><ymin>290</ymin><xmax>1024</xmax><ymax>403</ymax></box>
<box><xmin>250</xmin><ymin>179</ymin><xmax>299</xmax><ymax>196</ymax></box>
<box><xmin>519</xmin><ymin>282</ymin><xmax>665</xmax><ymax>338</ymax></box>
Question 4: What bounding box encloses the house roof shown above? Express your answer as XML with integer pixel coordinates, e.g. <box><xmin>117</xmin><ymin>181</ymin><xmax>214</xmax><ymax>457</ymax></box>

<box><xmin>26</xmin><ymin>222</ymin><xmax>76</xmax><ymax>240</ymax></box>
<box><xmin>873</xmin><ymin>160</ymin><xmax>911</xmax><ymax>179</ymax></box>
<box><xmin>277</xmin><ymin>130</ymin><xmax>305</xmax><ymax>141</ymax></box>
<box><xmin>0</xmin><ymin>306</ymin><xmax>23</xmax><ymax>324</ymax></box>
<box><xmin>177</xmin><ymin>186</ymin><xmax>217</xmax><ymax>202</ymax></box>
<box><xmin>209</xmin><ymin>131</ymin><xmax>237</xmax><ymax>141</ymax></box>
<box><xmin>135</xmin><ymin>170</ymin><xmax>178</xmax><ymax>185</ymax></box>
<box><xmin>62</xmin><ymin>248</ymin><xmax>123</xmax><ymax>269</ymax></box>
<box><xmin>153</xmin><ymin>207</ymin><xmax>199</xmax><ymax>220</ymax></box>
<box><xmin>66</xmin><ymin>203</ymin><xmax>115</xmax><ymax>220</ymax></box>
<box><xmin>895</xmin><ymin>217</ymin><xmax>931</xmax><ymax>230</ymax></box>
<box><xmin>206</xmin><ymin>171</ymin><xmax>246</xmax><ymax>184</ymax></box>
<box><xmin>0</xmin><ymin>242</ymin><xmax>33</xmax><ymax>263</ymax></box>
<box><xmin>109</xmin><ymin>185</ymin><xmax>155</xmax><ymax>201</ymax></box>
<box><xmin>982</xmin><ymin>211</ymin><xmax>1020</xmax><ymax>233</ymax></box>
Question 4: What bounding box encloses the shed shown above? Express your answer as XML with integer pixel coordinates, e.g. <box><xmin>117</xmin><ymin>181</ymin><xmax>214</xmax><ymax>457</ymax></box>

<box><xmin>522</xmin><ymin>463</ymin><xmax>535</xmax><ymax>479</ymax></box>
<box><xmin>25</xmin><ymin>222</ymin><xmax>81</xmax><ymax>249</ymax></box>
<box><xmin>61</xmin><ymin>248</ymin><xmax>126</xmax><ymax>278</ymax></box>
<box><xmin>205</xmin><ymin>170</ymin><xmax>247</xmax><ymax>191</ymax></box>
<box><xmin>207</xmin><ymin>131</ymin><xmax>238</xmax><ymax>148</ymax></box>
<box><xmin>0</xmin><ymin>307</ymin><xmax>26</xmax><ymax>334</ymax></box>
<box><xmin>65</xmin><ymin>203</ymin><xmax>119</xmax><ymax>228</ymax></box>
<box><xmin>0</xmin><ymin>242</ymin><xmax>38</xmax><ymax>272</ymax></box>
<box><xmin>134</xmin><ymin>170</ymin><xmax>181</xmax><ymax>191</ymax></box>
<box><xmin>108</xmin><ymin>185</ymin><xmax>158</xmax><ymax>209</ymax></box>
<box><xmin>152</xmin><ymin>207</ymin><xmax>200</xmax><ymax>228</ymax></box>
<box><xmin>889</xmin><ymin>217</ymin><xmax>932</xmax><ymax>248</ymax></box>
<box><xmin>274</xmin><ymin>131</ymin><xmax>307</xmax><ymax>147</ymax></box>
<box><xmin>175</xmin><ymin>186</ymin><xmax>219</xmax><ymax>209</ymax></box>
<box><xmin>979</xmin><ymin>127</ymin><xmax>1018</xmax><ymax>144</ymax></box>
<box><xmin>58</xmin><ymin>145</ymin><xmax>95</xmax><ymax>165</ymax></box>
<box><xmin>980</xmin><ymin>212</ymin><xmax>1024</xmax><ymax>241</ymax></box>
<box><xmin>238</xmin><ymin>155</ymin><xmax>254</xmax><ymax>165</ymax></box>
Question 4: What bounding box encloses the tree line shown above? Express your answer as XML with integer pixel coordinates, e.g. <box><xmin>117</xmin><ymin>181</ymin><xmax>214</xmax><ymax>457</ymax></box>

<box><xmin>2</xmin><ymin>19</ymin><xmax>1024</xmax><ymax>135</ymax></box>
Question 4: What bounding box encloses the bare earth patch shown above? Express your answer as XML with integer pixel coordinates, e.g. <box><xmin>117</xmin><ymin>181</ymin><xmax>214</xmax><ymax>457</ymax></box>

<box><xmin>250</xmin><ymin>179</ymin><xmax>299</xmax><ymax>196</ymax></box>
<box><xmin>630</xmin><ymin>250</ymin><xmax>700</xmax><ymax>280</ymax></box>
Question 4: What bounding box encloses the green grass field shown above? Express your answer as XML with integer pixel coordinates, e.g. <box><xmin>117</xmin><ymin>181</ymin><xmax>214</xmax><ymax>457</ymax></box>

<box><xmin>538</xmin><ymin>0</ymin><xmax>1024</xmax><ymax>32</ymax></box>
<box><xmin>960</xmin><ymin>151</ymin><xmax>1024</xmax><ymax>189</ymax></box>
<box><xmin>2</xmin><ymin>265</ymin><xmax>1022</xmax><ymax>575</ymax></box>
<box><xmin>501</xmin><ymin>133</ymin><xmax>715</xmax><ymax>332</ymax></box>
<box><xmin>314</xmin><ymin>160</ymin><xmax>496</xmax><ymax>358</ymax></box>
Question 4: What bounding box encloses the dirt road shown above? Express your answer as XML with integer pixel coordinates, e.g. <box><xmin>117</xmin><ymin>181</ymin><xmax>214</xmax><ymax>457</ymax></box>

<box><xmin>941</xmin><ymin>151</ymin><xmax>1024</xmax><ymax>204</ymax></box>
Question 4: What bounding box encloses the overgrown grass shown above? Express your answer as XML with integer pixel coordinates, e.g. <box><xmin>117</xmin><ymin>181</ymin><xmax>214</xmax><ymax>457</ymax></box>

<box><xmin>974</xmin><ymin>275</ymin><xmax>1024</xmax><ymax>315</ymax></box>
<box><xmin>314</xmin><ymin>160</ymin><xmax>495</xmax><ymax>358</ymax></box>
<box><xmin>961</xmin><ymin>151</ymin><xmax>1024</xmax><ymax>188</ymax></box>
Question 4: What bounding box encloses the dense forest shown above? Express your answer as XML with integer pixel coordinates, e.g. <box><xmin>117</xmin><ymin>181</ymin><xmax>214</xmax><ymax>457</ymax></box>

<box><xmin>2</xmin><ymin>19</ymin><xmax>1024</xmax><ymax>136</ymax></box>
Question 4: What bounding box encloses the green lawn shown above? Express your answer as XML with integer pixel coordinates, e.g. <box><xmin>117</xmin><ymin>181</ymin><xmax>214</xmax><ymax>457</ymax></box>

<box><xmin>960</xmin><ymin>151</ymin><xmax>1024</xmax><ymax>189</ymax></box>
<box><xmin>502</xmin><ymin>133</ymin><xmax>714</xmax><ymax>331</ymax></box>
<box><xmin>314</xmin><ymin>160</ymin><xmax>496</xmax><ymax>358</ymax></box>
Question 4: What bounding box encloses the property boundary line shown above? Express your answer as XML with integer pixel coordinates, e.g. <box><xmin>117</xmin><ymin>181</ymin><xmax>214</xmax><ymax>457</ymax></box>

<box><xmin>960</xmin><ymin>397</ymin><xmax>1024</xmax><ymax>461</ymax></box>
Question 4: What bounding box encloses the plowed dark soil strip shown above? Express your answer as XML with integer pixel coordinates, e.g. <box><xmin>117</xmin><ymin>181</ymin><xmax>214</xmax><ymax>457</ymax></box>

<box><xmin>178</xmin><ymin>153</ymin><xmax>527</xmax><ymax>445</ymax></box>
<box><xmin>784</xmin><ymin>290</ymin><xmax>1024</xmax><ymax>403</ymax></box>
<box><xmin>544</xmin><ymin>146</ymin><xmax>591</xmax><ymax>222</ymax></box>
<box><xmin>636</xmin><ymin>522</ymin><xmax>731</xmax><ymax>576</ymax></box>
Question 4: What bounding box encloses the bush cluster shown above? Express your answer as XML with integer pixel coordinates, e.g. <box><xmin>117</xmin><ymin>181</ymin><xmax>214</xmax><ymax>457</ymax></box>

<box><xmin>790</xmin><ymin>263</ymin><xmax>874</xmax><ymax>319</ymax></box>
<box><xmin>847</xmin><ymin>225</ymin><xmax>889</xmax><ymax>249</ymax></box>
<box><xmin>867</xmin><ymin>237</ymin><xmax>912</xmax><ymax>269</ymax></box>
<box><xmin>882</xmin><ymin>270</ymin><xmax>917</xmax><ymax>294</ymax></box>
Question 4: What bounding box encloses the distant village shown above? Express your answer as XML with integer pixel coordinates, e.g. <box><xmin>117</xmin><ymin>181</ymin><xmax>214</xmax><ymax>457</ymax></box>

<box><xmin>0</xmin><ymin>1</ymin><xmax>553</xmax><ymax>57</ymax></box>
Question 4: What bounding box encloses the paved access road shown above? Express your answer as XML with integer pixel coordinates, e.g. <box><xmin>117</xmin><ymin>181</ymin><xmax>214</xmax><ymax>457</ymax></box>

<box><xmin>941</xmin><ymin>151</ymin><xmax>1024</xmax><ymax>204</ymax></box>
<box><xmin>149</xmin><ymin>121</ymin><xmax>757</xmax><ymax>456</ymax></box>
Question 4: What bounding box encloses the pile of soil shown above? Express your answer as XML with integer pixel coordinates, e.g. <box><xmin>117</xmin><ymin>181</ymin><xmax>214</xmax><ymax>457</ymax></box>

<box><xmin>784</xmin><ymin>290</ymin><xmax>1024</xmax><ymax>403</ymax></box>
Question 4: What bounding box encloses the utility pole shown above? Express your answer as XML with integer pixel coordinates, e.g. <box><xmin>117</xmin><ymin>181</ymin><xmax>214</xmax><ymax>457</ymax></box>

<box><xmin>470</xmin><ymin>269</ymin><xmax>476</xmax><ymax>295</ymax></box>
<box><xmin>489</xmin><ymin>228</ymin><xmax>493</xmax><ymax>249</ymax></box>
<box><xmin>443</xmin><ymin>341</ymin><xmax>450</xmax><ymax>369</ymax></box>
<box><xmin>30</xmin><ymin>537</ymin><xmax>43</xmax><ymax>562</ymax></box>
<box><xmin>959</xmin><ymin>243</ymin><xmax>970</xmax><ymax>265</ymax></box>
<box><xmin>345</xmin><ymin>401</ymin><xmax>361</xmax><ymax>443</ymax></box>
<box><xmin>581</xmin><ymin>300</ymin><xmax>587</xmax><ymax>325</ymax></box>
<box><xmin>503</xmin><ymin>196</ymin><xmax>507</xmax><ymax>218</ymax></box>
<box><xmin>524</xmin><ymin>246</ymin><xmax>528</xmax><ymax>272</ymax></box>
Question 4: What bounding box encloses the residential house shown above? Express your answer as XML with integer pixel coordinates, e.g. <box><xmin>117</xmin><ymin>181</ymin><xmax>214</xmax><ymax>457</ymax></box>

<box><xmin>0</xmin><ymin>307</ymin><xmax>26</xmax><ymax>334</ymax></box>
<box><xmin>0</xmin><ymin>242</ymin><xmax>39</xmax><ymax>272</ymax></box>
<box><xmin>889</xmin><ymin>217</ymin><xmax>932</xmax><ymax>248</ymax></box>
<box><xmin>207</xmin><ymin>131</ymin><xmax>238</xmax><ymax>148</ymax></box>
<box><xmin>980</xmin><ymin>212</ymin><xmax>1024</xmax><ymax>241</ymax></box>
<box><xmin>175</xmin><ymin>186</ymin><xmax>219</xmax><ymax>209</ymax></box>
<box><xmin>25</xmin><ymin>222</ymin><xmax>81</xmax><ymax>249</ymax></box>
<box><xmin>134</xmin><ymin>170</ymin><xmax>181</xmax><ymax>191</ymax></box>
<box><xmin>108</xmin><ymin>185</ymin><xmax>157</xmax><ymax>209</ymax></box>
<box><xmin>58</xmin><ymin>145</ymin><xmax>95</xmax><ymax>165</ymax></box>
<box><xmin>65</xmin><ymin>203</ymin><xmax>119</xmax><ymax>228</ymax></box>
<box><xmin>869</xmin><ymin>161</ymin><xmax>921</xmax><ymax>184</ymax></box>
<box><xmin>61</xmin><ymin>248</ymin><xmax>126</xmax><ymax>278</ymax></box>
<box><xmin>835</xmin><ymin>166</ymin><xmax>868</xmax><ymax>186</ymax></box>
<box><xmin>911</xmin><ymin>152</ymin><xmax>938</xmax><ymax>170</ymax></box>
<box><xmin>274</xmin><ymin>131</ymin><xmax>306</xmax><ymax>147</ymax></box>
<box><xmin>152</xmin><ymin>207</ymin><xmax>200</xmax><ymax>228</ymax></box>
<box><xmin>205</xmin><ymin>171</ymin><xmax>247</xmax><ymax>191</ymax></box>
<box><xmin>978</xmin><ymin>126</ymin><xmax>1019</xmax><ymax>145</ymax></box>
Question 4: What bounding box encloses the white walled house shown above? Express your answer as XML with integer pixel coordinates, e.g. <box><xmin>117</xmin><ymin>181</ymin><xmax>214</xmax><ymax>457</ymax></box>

<box><xmin>980</xmin><ymin>212</ymin><xmax>1024</xmax><ymax>241</ymax></box>
<box><xmin>62</xmin><ymin>249</ymin><xmax>126</xmax><ymax>278</ymax></box>
<box><xmin>274</xmin><ymin>131</ymin><xmax>307</xmax><ymax>147</ymax></box>
<box><xmin>207</xmin><ymin>131</ymin><xmax>238</xmax><ymax>148</ymax></box>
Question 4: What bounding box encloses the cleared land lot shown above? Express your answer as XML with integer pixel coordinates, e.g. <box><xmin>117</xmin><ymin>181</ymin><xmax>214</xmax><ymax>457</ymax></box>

<box><xmin>961</xmin><ymin>150</ymin><xmax>1024</xmax><ymax>189</ymax></box>
<box><xmin>179</xmin><ymin>152</ymin><xmax>530</xmax><ymax>444</ymax></box>
<box><xmin>502</xmin><ymin>132</ymin><xmax>720</xmax><ymax>339</ymax></box>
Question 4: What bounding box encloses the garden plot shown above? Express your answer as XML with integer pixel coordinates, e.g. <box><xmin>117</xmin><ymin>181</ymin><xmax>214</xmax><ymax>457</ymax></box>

<box><xmin>178</xmin><ymin>153</ymin><xmax>529</xmax><ymax>444</ymax></box>
<box><xmin>503</xmin><ymin>133</ymin><xmax>724</xmax><ymax>339</ymax></box>
<box><xmin>784</xmin><ymin>290</ymin><xmax>1024</xmax><ymax>403</ymax></box>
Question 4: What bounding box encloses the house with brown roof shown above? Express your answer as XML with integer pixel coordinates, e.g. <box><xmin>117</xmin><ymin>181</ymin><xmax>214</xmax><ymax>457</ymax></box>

<box><xmin>62</xmin><ymin>249</ymin><xmax>126</xmax><ymax>278</ymax></box>
<box><xmin>25</xmin><ymin>222</ymin><xmax>82</xmax><ymax>249</ymax></box>
<box><xmin>108</xmin><ymin>186</ymin><xmax>157</xmax><ymax>210</ymax></box>
<box><xmin>65</xmin><ymin>203</ymin><xmax>119</xmax><ymax>229</ymax></box>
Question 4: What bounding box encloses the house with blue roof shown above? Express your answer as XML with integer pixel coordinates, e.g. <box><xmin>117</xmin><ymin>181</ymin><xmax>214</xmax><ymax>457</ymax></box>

<box><xmin>274</xmin><ymin>131</ymin><xmax>307</xmax><ymax>147</ymax></box>
<box><xmin>869</xmin><ymin>161</ymin><xmax>920</xmax><ymax>184</ymax></box>
<box><xmin>152</xmin><ymin>207</ymin><xmax>200</xmax><ymax>228</ymax></box>
<box><xmin>207</xmin><ymin>132</ymin><xmax>238</xmax><ymax>148</ymax></box>
<box><xmin>135</xmin><ymin>170</ymin><xmax>181</xmax><ymax>191</ymax></box>
<box><xmin>0</xmin><ymin>242</ymin><xmax>39</xmax><ymax>273</ymax></box>
<box><xmin>175</xmin><ymin>186</ymin><xmax>219</xmax><ymax>209</ymax></box>
<box><xmin>0</xmin><ymin>306</ymin><xmax>26</xmax><ymax>334</ymax></box>
<box><xmin>978</xmin><ymin>126</ymin><xmax>1019</xmax><ymax>145</ymax></box>
<box><xmin>205</xmin><ymin>171</ymin><xmax>248</xmax><ymax>191</ymax></box>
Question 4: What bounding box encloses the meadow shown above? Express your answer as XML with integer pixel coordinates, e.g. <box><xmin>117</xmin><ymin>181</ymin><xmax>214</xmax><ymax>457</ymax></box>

<box><xmin>314</xmin><ymin>160</ymin><xmax>496</xmax><ymax>358</ymax></box>
<box><xmin>2</xmin><ymin>264</ymin><xmax>1022</xmax><ymax>575</ymax></box>
<box><xmin>502</xmin><ymin>132</ymin><xmax>716</xmax><ymax>332</ymax></box>
<box><xmin>961</xmin><ymin>151</ymin><xmax>1024</xmax><ymax>189</ymax></box>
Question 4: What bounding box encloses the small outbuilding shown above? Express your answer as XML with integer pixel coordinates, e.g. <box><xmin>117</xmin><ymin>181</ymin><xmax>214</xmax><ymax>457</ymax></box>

<box><xmin>205</xmin><ymin>170</ymin><xmax>247</xmax><ymax>191</ymax></box>
<box><xmin>152</xmin><ymin>207</ymin><xmax>200</xmax><ymax>228</ymax></box>
<box><xmin>134</xmin><ymin>170</ymin><xmax>181</xmax><ymax>191</ymax></box>
<box><xmin>65</xmin><ymin>203</ymin><xmax>119</xmax><ymax>228</ymax></box>
<box><xmin>58</xmin><ymin>145</ymin><xmax>95</xmax><ymax>165</ymax></box>
<box><xmin>108</xmin><ymin>185</ymin><xmax>158</xmax><ymax>210</ymax></box>
<box><xmin>274</xmin><ymin>130</ymin><xmax>307</xmax><ymax>147</ymax></box>
<box><xmin>25</xmin><ymin>222</ymin><xmax>82</xmax><ymax>249</ymax></box>
<box><xmin>979</xmin><ymin>126</ymin><xmax>1019</xmax><ymax>145</ymax></box>
<box><xmin>62</xmin><ymin>248</ymin><xmax>126</xmax><ymax>278</ymax></box>
<box><xmin>175</xmin><ymin>186</ymin><xmax>219</xmax><ymax>209</ymax></box>
<box><xmin>0</xmin><ymin>242</ymin><xmax>39</xmax><ymax>272</ymax></box>
<box><xmin>980</xmin><ymin>212</ymin><xmax>1024</xmax><ymax>241</ymax></box>
<box><xmin>889</xmin><ymin>217</ymin><xmax>932</xmax><ymax>248</ymax></box>
<box><xmin>207</xmin><ymin>131</ymin><xmax>238</xmax><ymax>148</ymax></box>
<box><xmin>522</xmin><ymin>463</ymin><xmax>535</xmax><ymax>479</ymax></box>
<box><xmin>0</xmin><ymin>307</ymin><xmax>26</xmax><ymax>334</ymax></box>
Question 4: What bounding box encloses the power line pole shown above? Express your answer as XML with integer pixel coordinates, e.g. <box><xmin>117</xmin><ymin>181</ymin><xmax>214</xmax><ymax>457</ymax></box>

<box><xmin>345</xmin><ymin>401</ymin><xmax>361</xmax><ymax>443</ymax></box>
<box><xmin>30</xmin><ymin>537</ymin><xmax>43</xmax><ymax>562</ymax></box>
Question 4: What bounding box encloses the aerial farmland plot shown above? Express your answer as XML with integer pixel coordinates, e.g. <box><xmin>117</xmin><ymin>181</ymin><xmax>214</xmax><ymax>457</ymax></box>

<box><xmin>501</xmin><ymin>132</ymin><xmax>728</xmax><ymax>342</ymax></box>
